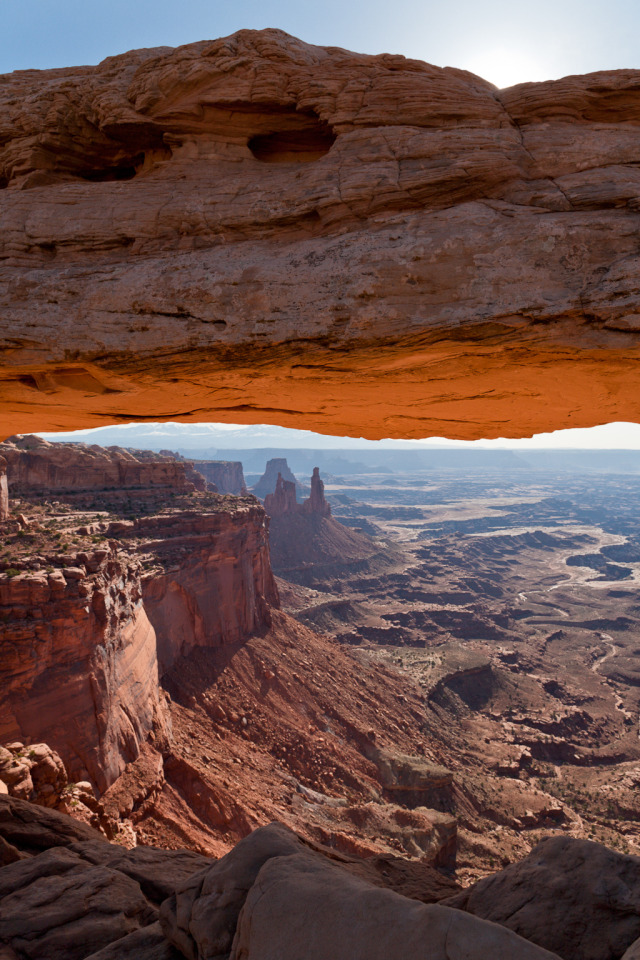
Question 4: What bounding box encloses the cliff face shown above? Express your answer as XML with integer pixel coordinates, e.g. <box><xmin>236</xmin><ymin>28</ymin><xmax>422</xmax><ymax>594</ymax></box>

<box><xmin>0</xmin><ymin>458</ymin><xmax>7</xmax><ymax>521</ymax></box>
<box><xmin>265</xmin><ymin>468</ymin><xmax>375</xmax><ymax>583</ymax></box>
<box><xmin>124</xmin><ymin>506</ymin><xmax>278</xmax><ymax>673</ymax></box>
<box><xmin>190</xmin><ymin>460</ymin><xmax>246</xmax><ymax>495</ymax></box>
<box><xmin>0</xmin><ymin>548</ymin><xmax>166</xmax><ymax>791</ymax></box>
<box><xmin>2</xmin><ymin>30</ymin><xmax>640</xmax><ymax>438</ymax></box>
<box><xmin>0</xmin><ymin>439</ymin><xmax>278</xmax><ymax>791</ymax></box>
<box><xmin>252</xmin><ymin>459</ymin><xmax>298</xmax><ymax>500</ymax></box>
<box><xmin>0</xmin><ymin>435</ymin><xmax>206</xmax><ymax>500</ymax></box>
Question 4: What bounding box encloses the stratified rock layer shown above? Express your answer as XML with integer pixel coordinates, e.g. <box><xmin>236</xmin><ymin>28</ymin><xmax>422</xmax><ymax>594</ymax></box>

<box><xmin>132</xmin><ymin>506</ymin><xmax>278</xmax><ymax>672</ymax></box>
<box><xmin>0</xmin><ymin>547</ymin><xmax>165</xmax><ymax>791</ymax></box>
<box><xmin>2</xmin><ymin>30</ymin><xmax>640</xmax><ymax>438</ymax></box>
<box><xmin>189</xmin><ymin>460</ymin><xmax>245</xmax><ymax>495</ymax></box>
<box><xmin>0</xmin><ymin>435</ymin><xmax>206</xmax><ymax>500</ymax></box>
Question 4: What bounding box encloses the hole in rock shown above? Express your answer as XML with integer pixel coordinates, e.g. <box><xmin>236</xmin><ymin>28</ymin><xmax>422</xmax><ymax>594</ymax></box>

<box><xmin>249</xmin><ymin>121</ymin><xmax>336</xmax><ymax>163</ymax></box>
<box><xmin>79</xmin><ymin>156</ymin><xmax>143</xmax><ymax>182</ymax></box>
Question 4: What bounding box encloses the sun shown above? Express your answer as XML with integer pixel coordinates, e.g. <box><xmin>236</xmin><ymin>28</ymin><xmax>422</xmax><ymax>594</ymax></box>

<box><xmin>463</xmin><ymin>47</ymin><xmax>551</xmax><ymax>89</ymax></box>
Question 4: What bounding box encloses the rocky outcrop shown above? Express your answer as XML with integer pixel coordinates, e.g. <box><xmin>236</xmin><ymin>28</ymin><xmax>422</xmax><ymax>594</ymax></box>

<box><xmin>444</xmin><ymin>835</ymin><xmax>640</xmax><ymax>960</ymax></box>
<box><xmin>372</xmin><ymin>749</ymin><xmax>454</xmax><ymax>812</ymax></box>
<box><xmin>265</xmin><ymin>468</ymin><xmax>378</xmax><ymax>585</ymax></box>
<box><xmin>263</xmin><ymin>473</ymin><xmax>297</xmax><ymax>516</ymax></box>
<box><xmin>0</xmin><ymin>457</ymin><xmax>8</xmax><ymax>520</ymax></box>
<box><xmin>0</xmin><ymin>546</ymin><xmax>167</xmax><ymax>791</ymax></box>
<box><xmin>0</xmin><ymin>795</ymin><xmax>209</xmax><ymax>960</ymax></box>
<box><xmin>190</xmin><ymin>460</ymin><xmax>245</xmax><ymax>495</ymax></box>
<box><xmin>252</xmin><ymin>458</ymin><xmax>298</xmax><ymax>500</ymax></box>
<box><xmin>126</xmin><ymin>505</ymin><xmax>278</xmax><ymax>673</ymax></box>
<box><xmin>0</xmin><ymin>742</ymin><xmax>67</xmax><ymax>808</ymax></box>
<box><xmin>3</xmin><ymin>31</ymin><xmax>640</xmax><ymax>438</ymax></box>
<box><xmin>0</xmin><ymin>435</ymin><xmax>207</xmax><ymax>502</ymax></box>
<box><xmin>161</xmin><ymin>822</ymin><xmax>560</xmax><ymax>960</ymax></box>
<box><xmin>300</xmin><ymin>466</ymin><xmax>331</xmax><ymax>518</ymax></box>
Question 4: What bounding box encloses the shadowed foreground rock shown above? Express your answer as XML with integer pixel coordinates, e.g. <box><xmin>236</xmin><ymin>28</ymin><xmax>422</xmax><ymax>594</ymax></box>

<box><xmin>160</xmin><ymin>822</ymin><xmax>559</xmax><ymax>960</ymax></box>
<box><xmin>3</xmin><ymin>30</ymin><xmax>640</xmax><ymax>438</ymax></box>
<box><xmin>444</xmin><ymin>835</ymin><xmax>640</xmax><ymax>960</ymax></box>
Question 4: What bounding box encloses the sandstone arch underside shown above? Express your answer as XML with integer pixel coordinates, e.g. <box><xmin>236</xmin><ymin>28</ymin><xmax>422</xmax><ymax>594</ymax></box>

<box><xmin>2</xmin><ymin>29</ymin><xmax>640</xmax><ymax>440</ymax></box>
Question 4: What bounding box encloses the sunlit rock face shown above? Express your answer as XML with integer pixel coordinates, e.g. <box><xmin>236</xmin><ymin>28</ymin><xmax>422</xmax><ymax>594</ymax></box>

<box><xmin>2</xmin><ymin>29</ymin><xmax>640</xmax><ymax>439</ymax></box>
<box><xmin>0</xmin><ymin>549</ymin><xmax>166</xmax><ymax>792</ymax></box>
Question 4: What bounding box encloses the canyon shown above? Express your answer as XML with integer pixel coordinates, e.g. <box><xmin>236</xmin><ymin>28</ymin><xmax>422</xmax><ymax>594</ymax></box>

<box><xmin>0</xmin><ymin>438</ymin><xmax>459</xmax><ymax>870</ymax></box>
<box><xmin>3</xmin><ymin>31</ymin><xmax>640</xmax><ymax>438</ymax></box>
<box><xmin>3</xmin><ymin>436</ymin><xmax>640</xmax><ymax>959</ymax></box>
<box><xmin>3</xmin><ymin>24</ymin><xmax>640</xmax><ymax>960</ymax></box>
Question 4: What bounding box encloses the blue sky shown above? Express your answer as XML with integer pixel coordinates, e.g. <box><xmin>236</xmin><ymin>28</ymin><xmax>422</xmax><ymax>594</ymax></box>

<box><xmin>4</xmin><ymin>0</ymin><xmax>639</xmax><ymax>87</ymax></box>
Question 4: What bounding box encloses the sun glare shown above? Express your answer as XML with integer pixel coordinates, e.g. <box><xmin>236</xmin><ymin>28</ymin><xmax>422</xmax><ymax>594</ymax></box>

<box><xmin>463</xmin><ymin>47</ymin><xmax>551</xmax><ymax>89</ymax></box>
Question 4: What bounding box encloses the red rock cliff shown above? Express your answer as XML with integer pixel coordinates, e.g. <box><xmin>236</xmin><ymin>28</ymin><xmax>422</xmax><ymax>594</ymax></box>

<box><xmin>0</xmin><ymin>547</ymin><xmax>166</xmax><ymax>791</ymax></box>
<box><xmin>0</xmin><ymin>457</ymin><xmax>8</xmax><ymax>521</ymax></box>
<box><xmin>190</xmin><ymin>460</ymin><xmax>246</xmax><ymax>495</ymax></box>
<box><xmin>107</xmin><ymin>503</ymin><xmax>279</xmax><ymax>674</ymax></box>
<box><xmin>264</xmin><ymin>473</ymin><xmax>297</xmax><ymax>516</ymax></box>
<box><xmin>0</xmin><ymin>435</ymin><xmax>206</xmax><ymax>500</ymax></box>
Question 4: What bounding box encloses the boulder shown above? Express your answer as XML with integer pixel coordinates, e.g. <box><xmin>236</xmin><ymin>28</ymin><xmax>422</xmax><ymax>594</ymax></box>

<box><xmin>0</xmin><ymin>847</ymin><xmax>157</xmax><ymax>960</ymax></box>
<box><xmin>160</xmin><ymin>822</ymin><xmax>306</xmax><ymax>960</ymax></box>
<box><xmin>230</xmin><ymin>851</ymin><xmax>561</xmax><ymax>960</ymax></box>
<box><xmin>623</xmin><ymin>938</ymin><xmax>640</xmax><ymax>960</ymax></box>
<box><xmin>444</xmin><ymin>835</ymin><xmax>640</xmax><ymax>960</ymax></box>
<box><xmin>161</xmin><ymin>821</ymin><xmax>559</xmax><ymax>960</ymax></box>
<box><xmin>0</xmin><ymin>794</ymin><xmax>106</xmax><ymax>855</ymax></box>
<box><xmin>84</xmin><ymin>922</ymin><xmax>184</xmax><ymax>960</ymax></box>
<box><xmin>70</xmin><ymin>839</ymin><xmax>212</xmax><ymax>905</ymax></box>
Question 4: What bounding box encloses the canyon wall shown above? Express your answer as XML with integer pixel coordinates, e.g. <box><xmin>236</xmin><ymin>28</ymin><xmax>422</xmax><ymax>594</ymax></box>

<box><xmin>0</xmin><ymin>435</ymin><xmax>206</xmax><ymax>499</ymax></box>
<box><xmin>123</xmin><ymin>506</ymin><xmax>278</xmax><ymax>672</ymax></box>
<box><xmin>2</xmin><ymin>30</ymin><xmax>640</xmax><ymax>438</ymax></box>
<box><xmin>0</xmin><ymin>458</ymin><xmax>8</xmax><ymax>520</ymax></box>
<box><xmin>189</xmin><ymin>460</ymin><xmax>246</xmax><ymax>494</ymax></box>
<box><xmin>0</xmin><ymin>548</ymin><xmax>165</xmax><ymax>791</ymax></box>
<box><xmin>0</xmin><ymin>442</ymin><xmax>278</xmax><ymax>789</ymax></box>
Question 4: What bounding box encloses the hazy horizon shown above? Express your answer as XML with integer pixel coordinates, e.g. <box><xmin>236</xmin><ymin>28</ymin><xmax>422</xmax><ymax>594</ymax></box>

<box><xmin>35</xmin><ymin>420</ymin><xmax>640</xmax><ymax>452</ymax></box>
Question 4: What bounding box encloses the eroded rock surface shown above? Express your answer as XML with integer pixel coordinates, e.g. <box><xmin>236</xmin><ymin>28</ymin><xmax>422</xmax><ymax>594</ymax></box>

<box><xmin>265</xmin><ymin>467</ymin><xmax>379</xmax><ymax>584</ymax></box>
<box><xmin>0</xmin><ymin>546</ymin><xmax>165</xmax><ymax>790</ymax></box>
<box><xmin>3</xmin><ymin>30</ymin><xmax>640</xmax><ymax>437</ymax></box>
<box><xmin>160</xmin><ymin>821</ymin><xmax>559</xmax><ymax>960</ymax></box>
<box><xmin>189</xmin><ymin>461</ymin><xmax>245</xmax><ymax>495</ymax></box>
<box><xmin>0</xmin><ymin>434</ymin><xmax>207</xmax><ymax>503</ymax></box>
<box><xmin>445</xmin><ymin>835</ymin><xmax>640</xmax><ymax>960</ymax></box>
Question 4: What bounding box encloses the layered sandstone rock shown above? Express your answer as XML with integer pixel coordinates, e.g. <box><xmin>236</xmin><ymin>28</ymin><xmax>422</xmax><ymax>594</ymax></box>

<box><xmin>189</xmin><ymin>460</ymin><xmax>245</xmax><ymax>494</ymax></box>
<box><xmin>252</xmin><ymin>458</ymin><xmax>298</xmax><ymax>500</ymax></box>
<box><xmin>125</xmin><ymin>505</ymin><xmax>278</xmax><ymax>672</ymax></box>
<box><xmin>265</xmin><ymin>468</ymin><xmax>378</xmax><ymax>584</ymax></box>
<box><xmin>0</xmin><ymin>457</ymin><xmax>8</xmax><ymax>520</ymax></box>
<box><xmin>0</xmin><ymin>546</ymin><xmax>166</xmax><ymax>791</ymax></box>
<box><xmin>2</xmin><ymin>31</ymin><xmax>640</xmax><ymax>438</ymax></box>
<box><xmin>0</xmin><ymin>435</ymin><xmax>206</xmax><ymax>501</ymax></box>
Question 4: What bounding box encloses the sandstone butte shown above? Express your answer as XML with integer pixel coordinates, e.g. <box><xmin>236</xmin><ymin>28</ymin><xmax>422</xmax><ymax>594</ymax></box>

<box><xmin>2</xmin><ymin>29</ymin><xmax>640</xmax><ymax>441</ymax></box>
